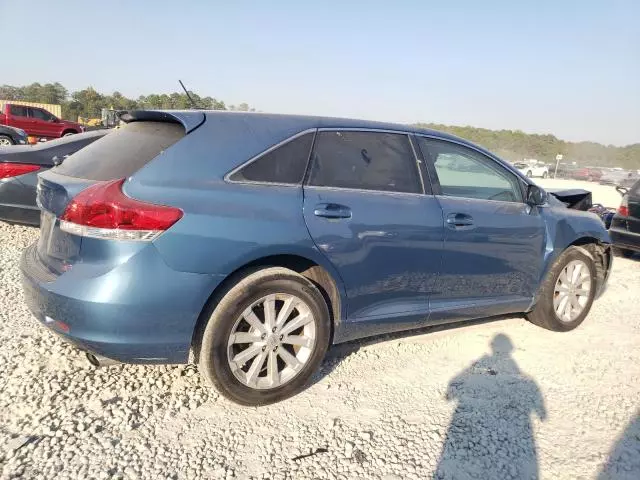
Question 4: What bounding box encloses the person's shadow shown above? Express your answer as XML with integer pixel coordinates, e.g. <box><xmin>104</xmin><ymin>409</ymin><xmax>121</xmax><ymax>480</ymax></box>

<box><xmin>597</xmin><ymin>413</ymin><xmax>640</xmax><ymax>479</ymax></box>
<box><xmin>434</xmin><ymin>334</ymin><xmax>546</xmax><ymax>480</ymax></box>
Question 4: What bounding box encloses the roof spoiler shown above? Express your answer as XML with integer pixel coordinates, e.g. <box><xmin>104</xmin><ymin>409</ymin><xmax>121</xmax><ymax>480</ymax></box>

<box><xmin>118</xmin><ymin>110</ymin><xmax>206</xmax><ymax>133</ymax></box>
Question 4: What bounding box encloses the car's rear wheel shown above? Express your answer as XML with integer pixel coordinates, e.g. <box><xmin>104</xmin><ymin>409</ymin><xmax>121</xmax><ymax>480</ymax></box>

<box><xmin>198</xmin><ymin>267</ymin><xmax>330</xmax><ymax>406</ymax></box>
<box><xmin>542</xmin><ymin>171</ymin><xmax>548</xmax><ymax>179</ymax></box>
<box><xmin>527</xmin><ymin>246</ymin><xmax>597</xmax><ymax>332</ymax></box>
<box><xmin>526</xmin><ymin>170</ymin><xmax>533</xmax><ymax>177</ymax></box>
<box><xmin>0</xmin><ymin>135</ymin><xmax>14</xmax><ymax>146</ymax></box>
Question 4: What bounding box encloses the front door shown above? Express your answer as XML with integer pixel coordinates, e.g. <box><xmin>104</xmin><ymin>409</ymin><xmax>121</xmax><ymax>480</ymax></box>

<box><xmin>28</xmin><ymin>107</ymin><xmax>56</xmax><ymax>138</ymax></box>
<box><xmin>416</xmin><ymin>136</ymin><xmax>546</xmax><ymax>322</ymax></box>
<box><xmin>302</xmin><ymin>130</ymin><xmax>443</xmax><ymax>339</ymax></box>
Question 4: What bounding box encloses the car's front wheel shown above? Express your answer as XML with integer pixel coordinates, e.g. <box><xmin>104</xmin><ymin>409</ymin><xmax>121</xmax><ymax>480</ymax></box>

<box><xmin>198</xmin><ymin>267</ymin><xmax>331</xmax><ymax>405</ymax></box>
<box><xmin>527</xmin><ymin>246</ymin><xmax>597</xmax><ymax>331</ymax></box>
<box><xmin>0</xmin><ymin>135</ymin><xmax>14</xmax><ymax>146</ymax></box>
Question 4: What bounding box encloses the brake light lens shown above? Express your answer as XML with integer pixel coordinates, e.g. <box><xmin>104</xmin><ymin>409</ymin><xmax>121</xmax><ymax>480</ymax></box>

<box><xmin>0</xmin><ymin>163</ymin><xmax>40</xmax><ymax>179</ymax></box>
<box><xmin>618</xmin><ymin>198</ymin><xmax>629</xmax><ymax>217</ymax></box>
<box><xmin>618</xmin><ymin>202</ymin><xmax>629</xmax><ymax>217</ymax></box>
<box><xmin>60</xmin><ymin>179</ymin><xmax>182</xmax><ymax>241</ymax></box>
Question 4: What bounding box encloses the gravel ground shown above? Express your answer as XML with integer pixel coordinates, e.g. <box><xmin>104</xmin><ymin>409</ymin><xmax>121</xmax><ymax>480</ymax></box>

<box><xmin>1</xmin><ymin>222</ymin><xmax>639</xmax><ymax>480</ymax></box>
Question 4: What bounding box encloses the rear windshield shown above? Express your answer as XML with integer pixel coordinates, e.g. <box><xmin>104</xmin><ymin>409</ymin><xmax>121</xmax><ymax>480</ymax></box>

<box><xmin>55</xmin><ymin>121</ymin><xmax>185</xmax><ymax>180</ymax></box>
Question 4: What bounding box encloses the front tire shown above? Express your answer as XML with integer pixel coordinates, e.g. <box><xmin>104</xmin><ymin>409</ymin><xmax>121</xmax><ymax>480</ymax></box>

<box><xmin>526</xmin><ymin>170</ymin><xmax>533</xmax><ymax>178</ymax></box>
<box><xmin>198</xmin><ymin>267</ymin><xmax>331</xmax><ymax>406</ymax></box>
<box><xmin>542</xmin><ymin>171</ymin><xmax>548</xmax><ymax>179</ymax></box>
<box><xmin>527</xmin><ymin>246</ymin><xmax>597</xmax><ymax>332</ymax></box>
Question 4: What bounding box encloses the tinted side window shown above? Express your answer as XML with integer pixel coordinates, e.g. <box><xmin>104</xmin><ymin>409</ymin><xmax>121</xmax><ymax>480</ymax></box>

<box><xmin>9</xmin><ymin>105</ymin><xmax>28</xmax><ymax>117</ymax></box>
<box><xmin>418</xmin><ymin>137</ymin><xmax>522</xmax><ymax>202</ymax></box>
<box><xmin>229</xmin><ymin>132</ymin><xmax>314</xmax><ymax>184</ymax></box>
<box><xmin>30</xmin><ymin>108</ymin><xmax>51</xmax><ymax>120</ymax></box>
<box><xmin>307</xmin><ymin>131</ymin><xmax>421</xmax><ymax>194</ymax></box>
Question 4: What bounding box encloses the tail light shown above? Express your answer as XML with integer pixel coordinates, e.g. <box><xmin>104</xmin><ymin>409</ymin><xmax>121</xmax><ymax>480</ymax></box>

<box><xmin>618</xmin><ymin>196</ymin><xmax>629</xmax><ymax>217</ymax></box>
<box><xmin>0</xmin><ymin>163</ymin><xmax>40</xmax><ymax>179</ymax></box>
<box><xmin>60</xmin><ymin>179</ymin><xmax>182</xmax><ymax>241</ymax></box>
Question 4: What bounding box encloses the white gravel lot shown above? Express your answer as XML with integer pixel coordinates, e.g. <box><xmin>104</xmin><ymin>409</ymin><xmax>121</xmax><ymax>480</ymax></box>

<box><xmin>1</xmin><ymin>221</ymin><xmax>639</xmax><ymax>480</ymax></box>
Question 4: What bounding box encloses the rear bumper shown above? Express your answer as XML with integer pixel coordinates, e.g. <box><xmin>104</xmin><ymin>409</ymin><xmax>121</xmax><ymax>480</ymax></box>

<box><xmin>0</xmin><ymin>204</ymin><xmax>40</xmax><ymax>225</ymax></box>
<box><xmin>609</xmin><ymin>227</ymin><xmax>640</xmax><ymax>252</ymax></box>
<box><xmin>20</xmin><ymin>242</ymin><xmax>223</xmax><ymax>364</ymax></box>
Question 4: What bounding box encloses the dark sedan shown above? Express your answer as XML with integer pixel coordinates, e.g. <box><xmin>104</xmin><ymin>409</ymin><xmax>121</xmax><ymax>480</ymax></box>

<box><xmin>609</xmin><ymin>180</ymin><xmax>640</xmax><ymax>258</ymax></box>
<box><xmin>0</xmin><ymin>130</ymin><xmax>109</xmax><ymax>225</ymax></box>
<box><xmin>0</xmin><ymin>125</ymin><xmax>28</xmax><ymax>146</ymax></box>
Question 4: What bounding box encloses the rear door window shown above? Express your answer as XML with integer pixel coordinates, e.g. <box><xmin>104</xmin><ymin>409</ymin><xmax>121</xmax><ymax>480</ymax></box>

<box><xmin>229</xmin><ymin>132</ymin><xmax>314</xmax><ymax>184</ymax></box>
<box><xmin>306</xmin><ymin>131</ymin><xmax>421</xmax><ymax>194</ymax></box>
<box><xmin>54</xmin><ymin>122</ymin><xmax>185</xmax><ymax>180</ymax></box>
<box><xmin>9</xmin><ymin>105</ymin><xmax>28</xmax><ymax>117</ymax></box>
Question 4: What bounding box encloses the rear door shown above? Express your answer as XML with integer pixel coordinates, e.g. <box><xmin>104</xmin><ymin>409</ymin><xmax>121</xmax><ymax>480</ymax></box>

<box><xmin>7</xmin><ymin>105</ymin><xmax>31</xmax><ymax>132</ymax></box>
<box><xmin>302</xmin><ymin>129</ymin><xmax>443</xmax><ymax>327</ymax></box>
<box><xmin>416</xmin><ymin>136</ymin><xmax>545</xmax><ymax>321</ymax></box>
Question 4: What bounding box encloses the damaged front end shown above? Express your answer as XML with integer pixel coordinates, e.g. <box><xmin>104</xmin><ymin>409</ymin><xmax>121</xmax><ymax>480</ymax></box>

<box><xmin>547</xmin><ymin>189</ymin><xmax>593</xmax><ymax>211</ymax></box>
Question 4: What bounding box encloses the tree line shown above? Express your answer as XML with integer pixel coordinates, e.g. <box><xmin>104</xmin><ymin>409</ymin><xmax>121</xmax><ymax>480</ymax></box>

<box><xmin>416</xmin><ymin>123</ymin><xmax>639</xmax><ymax>170</ymax></box>
<box><xmin>0</xmin><ymin>82</ymin><xmax>254</xmax><ymax>122</ymax></box>
<box><xmin>1</xmin><ymin>83</ymin><xmax>637</xmax><ymax>169</ymax></box>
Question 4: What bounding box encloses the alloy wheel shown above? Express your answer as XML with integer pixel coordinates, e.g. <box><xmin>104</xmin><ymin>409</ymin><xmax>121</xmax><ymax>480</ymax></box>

<box><xmin>227</xmin><ymin>293</ymin><xmax>317</xmax><ymax>390</ymax></box>
<box><xmin>553</xmin><ymin>260</ymin><xmax>592</xmax><ymax>322</ymax></box>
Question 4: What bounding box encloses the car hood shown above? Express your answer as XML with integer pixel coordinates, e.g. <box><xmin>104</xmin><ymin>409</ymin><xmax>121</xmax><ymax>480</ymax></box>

<box><xmin>547</xmin><ymin>189</ymin><xmax>592</xmax><ymax>211</ymax></box>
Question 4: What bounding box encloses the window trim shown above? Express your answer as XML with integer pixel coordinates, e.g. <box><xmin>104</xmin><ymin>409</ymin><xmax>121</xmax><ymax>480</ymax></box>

<box><xmin>224</xmin><ymin>128</ymin><xmax>317</xmax><ymax>187</ymax></box>
<box><xmin>415</xmin><ymin>134</ymin><xmax>526</xmax><ymax>203</ymax></box>
<box><xmin>304</xmin><ymin>128</ymin><xmax>428</xmax><ymax>196</ymax></box>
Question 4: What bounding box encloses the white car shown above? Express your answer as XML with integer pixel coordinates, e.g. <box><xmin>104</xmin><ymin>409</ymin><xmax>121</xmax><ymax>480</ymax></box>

<box><xmin>514</xmin><ymin>161</ymin><xmax>549</xmax><ymax>178</ymax></box>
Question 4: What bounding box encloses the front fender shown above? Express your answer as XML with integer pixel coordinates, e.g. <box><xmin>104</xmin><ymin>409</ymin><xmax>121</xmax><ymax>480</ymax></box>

<box><xmin>532</xmin><ymin>205</ymin><xmax>611</xmax><ymax>307</ymax></box>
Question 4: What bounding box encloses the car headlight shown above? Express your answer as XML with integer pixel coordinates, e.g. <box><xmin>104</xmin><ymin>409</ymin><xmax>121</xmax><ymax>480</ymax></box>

<box><xmin>15</xmin><ymin>129</ymin><xmax>26</xmax><ymax>137</ymax></box>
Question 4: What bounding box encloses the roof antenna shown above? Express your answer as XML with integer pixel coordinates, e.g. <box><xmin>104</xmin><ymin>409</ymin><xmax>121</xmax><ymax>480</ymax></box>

<box><xmin>179</xmin><ymin>80</ymin><xmax>199</xmax><ymax>109</ymax></box>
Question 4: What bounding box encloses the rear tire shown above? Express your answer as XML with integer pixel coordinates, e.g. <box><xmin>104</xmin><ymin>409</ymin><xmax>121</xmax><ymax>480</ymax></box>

<box><xmin>198</xmin><ymin>267</ymin><xmax>330</xmax><ymax>406</ymax></box>
<box><xmin>526</xmin><ymin>170</ymin><xmax>533</xmax><ymax>178</ymax></box>
<box><xmin>0</xmin><ymin>135</ymin><xmax>14</xmax><ymax>146</ymax></box>
<box><xmin>542</xmin><ymin>171</ymin><xmax>548</xmax><ymax>179</ymax></box>
<box><xmin>527</xmin><ymin>246</ymin><xmax>597</xmax><ymax>332</ymax></box>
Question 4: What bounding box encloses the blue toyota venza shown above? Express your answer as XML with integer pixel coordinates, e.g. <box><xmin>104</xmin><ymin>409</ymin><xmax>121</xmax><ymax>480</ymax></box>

<box><xmin>20</xmin><ymin>111</ymin><xmax>612</xmax><ymax>405</ymax></box>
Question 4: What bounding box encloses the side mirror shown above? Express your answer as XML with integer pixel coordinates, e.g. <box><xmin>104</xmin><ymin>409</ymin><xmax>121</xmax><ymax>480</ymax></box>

<box><xmin>49</xmin><ymin>117</ymin><xmax>59</xmax><ymax>123</ymax></box>
<box><xmin>526</xmin><ymin>184</ymin><xmax>548</xmax><ymax>206</ymax></box>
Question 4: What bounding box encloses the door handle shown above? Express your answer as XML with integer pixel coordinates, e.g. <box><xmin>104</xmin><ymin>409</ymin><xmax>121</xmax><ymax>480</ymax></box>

<box><xmin>313</xmin><ymin>203</ymin><xmax>352</xmax><ymax>219</ymax></box>
<box><xmin>446</xmin><ymin>213</ymin><xmax>475</xmax><ymax>230</ymax></box>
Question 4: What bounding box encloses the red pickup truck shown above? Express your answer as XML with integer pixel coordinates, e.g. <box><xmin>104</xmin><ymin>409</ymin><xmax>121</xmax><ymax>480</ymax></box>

<box><xmin>0</xmin><ymin>103</ymin><xmax>83</xmax><ymax>139</ymax></box>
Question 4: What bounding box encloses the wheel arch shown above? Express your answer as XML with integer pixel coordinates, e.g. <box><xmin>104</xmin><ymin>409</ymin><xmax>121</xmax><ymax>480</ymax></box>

<box><xmin>190</xmin><ymin>253</ymin><xmax>344</xmax><ymax>362</ymax></box>
<box><xmin>61</xmin><ymin>129</ymin><xmax>78</xmax><ymax>136</ymax></box>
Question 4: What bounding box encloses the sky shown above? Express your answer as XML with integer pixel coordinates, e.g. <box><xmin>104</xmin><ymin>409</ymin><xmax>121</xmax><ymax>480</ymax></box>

<box><xmin>1</xmin><ymin>0</ymin><xmax>638</xmax><ymax>146</ymax></box>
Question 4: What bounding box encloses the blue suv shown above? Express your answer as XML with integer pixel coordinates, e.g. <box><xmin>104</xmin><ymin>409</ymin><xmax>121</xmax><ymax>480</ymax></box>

<box><xmin>21</xmin><ymin>111</ymin><xmax>612</xmax><ymax>405</ymax></box>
